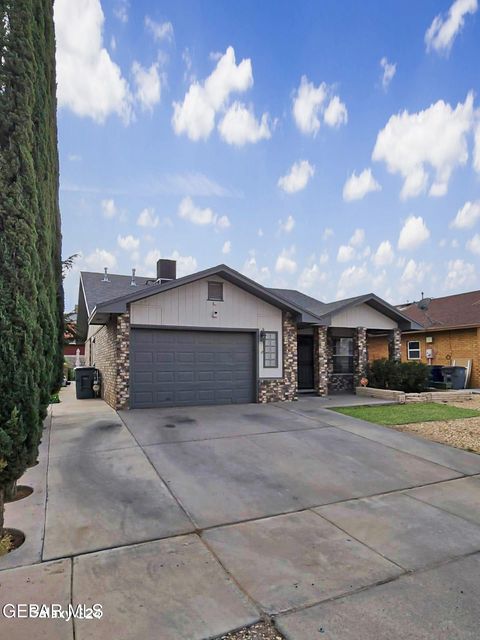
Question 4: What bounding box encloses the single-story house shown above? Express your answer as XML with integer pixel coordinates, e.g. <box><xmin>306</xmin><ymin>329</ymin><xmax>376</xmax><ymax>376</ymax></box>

<box><xmin>368</xmin><ymin>290</ymin><xmax>480</xmax><ymax>388</ymax></box>
<box><xmin>76</xmin><ymin>259</ymin><xmax>420</xmax><ymax>409</ymax></box>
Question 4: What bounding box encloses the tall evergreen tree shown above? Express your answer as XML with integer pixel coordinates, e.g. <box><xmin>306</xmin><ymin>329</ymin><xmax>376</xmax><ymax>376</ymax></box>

<box><xmin>0</xmin><ymin>0</ymin><xmax>62</xmax><ymax>539</ymax></box>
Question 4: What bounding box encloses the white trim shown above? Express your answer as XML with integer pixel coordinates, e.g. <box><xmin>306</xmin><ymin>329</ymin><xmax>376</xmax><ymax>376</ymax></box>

<box><xmin>407</xmin><ymin>340</ymin><xmax>421</xmax><ymax>360</ymax></box>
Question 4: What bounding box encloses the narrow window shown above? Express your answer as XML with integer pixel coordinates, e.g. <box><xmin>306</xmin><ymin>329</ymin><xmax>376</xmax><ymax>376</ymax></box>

<box><xmin>208</xmin><ymin>281</ymin><xmax>223</xmax><ymax>301</ymax></box>
<box><xmin>263</xmin><ymin>331</ymin><xmax>278</xmax><ymax>368</ymax></box>
<box><xmin>407</xmin><ymin>340</ymin><xmax>421</xmax><ymax>360</ymax></box>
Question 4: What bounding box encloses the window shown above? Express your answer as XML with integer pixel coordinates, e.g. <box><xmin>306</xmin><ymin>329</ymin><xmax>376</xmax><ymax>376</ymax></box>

<box><xmin>208</xmin><ymin>281</ymin><xmax>223</xmax><ymax>301</ymax></box>
<box><xmin>332</xmin><ymin>337</ymin><xmax>353</xmax><ymax>374</ymax></box>
<box><xmin>263</xmin><ymin>331</ymin><xmax>278</xmax><ymax>368</ymax></box>
<box><xmin>407</xmin><ymin>340</ymin><xmax>421</xmax><ymax>360</ymax></box>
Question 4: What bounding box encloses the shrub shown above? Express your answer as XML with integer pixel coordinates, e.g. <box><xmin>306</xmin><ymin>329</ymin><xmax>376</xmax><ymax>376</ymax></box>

<box><xmin>367</xmin><ymin>359</ymin><xmax>429</xmax><ymax>393</ymax></box>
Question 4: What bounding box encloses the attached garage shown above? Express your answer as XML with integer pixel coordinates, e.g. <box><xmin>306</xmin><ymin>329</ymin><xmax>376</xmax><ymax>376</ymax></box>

<box><xmin>130</xmin><ymin>328</ymin><xmax>257</xmax><ymax>408</ymax></box>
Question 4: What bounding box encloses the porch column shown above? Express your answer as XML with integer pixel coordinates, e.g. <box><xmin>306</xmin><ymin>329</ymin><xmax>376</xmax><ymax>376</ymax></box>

<box><xmin>313</xmin><ymin>326</ymin><xmax>328</xmax><ymax>397</ymax></box>
<box><xmin>354</xmin><ymin>326</ymin><xmax>368</xmax><ymax>388</ymax></box>
<box><xmin>388</xmin><ymin>328</ymin><xmax>402</xmax><ymax>362</ymax></box>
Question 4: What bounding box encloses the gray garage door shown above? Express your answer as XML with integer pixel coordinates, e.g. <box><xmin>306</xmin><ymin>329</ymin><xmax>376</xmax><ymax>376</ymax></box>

<box><xmin>130</xmin><ymin>329</ymin><xmax>256</xmax><ymax>408</ymax></box>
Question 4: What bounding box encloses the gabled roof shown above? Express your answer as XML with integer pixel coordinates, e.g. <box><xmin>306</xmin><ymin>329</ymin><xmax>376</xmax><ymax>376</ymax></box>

<box><xmin>399</xmin><ymin>290</ymin><xmax>480</xmax><ymax>330</ymax></box>
<box><xmin>77</xmin><ymin>263</ymin><xmax>421</xmax><ymax>339</ymax></box>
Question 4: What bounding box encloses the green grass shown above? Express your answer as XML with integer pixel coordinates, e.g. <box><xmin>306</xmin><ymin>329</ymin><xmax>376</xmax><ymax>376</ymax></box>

<box><xmin>332</xmin><ymin>403</ymin><xmax>480</xmax><ymax>426</ymax></box>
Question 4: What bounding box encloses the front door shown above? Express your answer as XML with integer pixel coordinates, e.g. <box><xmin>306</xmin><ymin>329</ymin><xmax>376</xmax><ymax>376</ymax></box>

<box><xmin>297</xmin><ymin>335</ymin><xmax>314</xmax><ymax>390</ymax></box>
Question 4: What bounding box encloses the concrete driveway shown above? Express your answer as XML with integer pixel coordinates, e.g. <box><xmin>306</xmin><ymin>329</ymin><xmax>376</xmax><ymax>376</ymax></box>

<box><xmin>2</xmin><ymin>387</ymin><xmax>480</xmax><ymax>640</ymax></box>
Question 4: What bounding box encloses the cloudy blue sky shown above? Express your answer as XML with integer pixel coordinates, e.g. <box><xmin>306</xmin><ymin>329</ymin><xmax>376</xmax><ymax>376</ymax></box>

<box><xmin>56</xmin><ymin>0</ymin><xmax>480</xmax><ymax>311</ymax></box>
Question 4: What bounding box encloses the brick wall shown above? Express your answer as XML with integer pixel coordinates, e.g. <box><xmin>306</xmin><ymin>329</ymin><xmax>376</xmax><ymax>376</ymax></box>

<box><xmin>85</xmin><ymin>311</ymin><xmax>130</xmax><ymax>409</ymax></box>
<box><xmin>259</xmin><ymin>312</ymin><xmax>298</xmax><ymax>402</ymax></box>
<box><xmin>402</xmin><ymin>328</ymin><xmax>479</xmax><ymax>387</ymax></box>
<box><xmin>367</xmin><ymin>335</ymin><xmax>389</xmax><ymax>361</ymax></box>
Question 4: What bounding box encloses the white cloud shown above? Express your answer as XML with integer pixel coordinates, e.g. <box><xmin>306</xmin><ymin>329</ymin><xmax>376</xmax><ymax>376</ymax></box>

<box><xmin>450</xmin><ymin>200</ymin><xmax>480</xmax><ymax>228</ymax></box>
<box><xmin>177</xmin><ymin>196</ymin><xmax>230</xmax><ymax>230</ymax></box>
<box><xmin>278</xmin><ymin>160</ymin><xmax>315</xmax><ymax>194</ymax></box>
<box><xmin>137</xmin><ymin>207</ymin><xmax>159</xmax><ymax>228</ymax></box>
<box><xmin>298</xmin><ymin>263</ymin><xmax>326</xmax><ymax>291</ymax></box>
<box><xmin>242</xmin><ymin>251</ymin><xmax>270</xmax><ymax>283</ymax></box>
<box><xmin>399</xmin><ymin>259</ymin><xmax>431</xmax><ymax>296</ymax></box>
<box><xmin>68</xmin><ymin>153</ymin><xmax>82</xmax><ymax>162</ymax></box>
<box><xmin>337</xmin><ymin>245</ymin><xmax>356</xmax><ymax>263</ymax></box>
<box><xmin>372</xmin><ymin>93</ymin><xmax>475</xmax><ymax>199</ymax></box>
<box><xmin>466</xmin><ymin>233</ymin><xmax>480</xmax><ymax>254</ymax></box>
<box><xmin>343</xmin><ymin>168</ymin><xmax>381</xmax><ymax>202</ymax></box>
<box><xmin>337</xmin><ymin>264</ymin><xmax>369</xmax><ymax>298</ymax></box>
<box><xmin>398</xmin><ymin>216</ymin><xmax>431</xmax><ymax>251</ymax></box>
<box><xmin>445</xmin><ymin>258</ymin><xmax>477</xmax><ymax>289</ymax></box>
<box><xmin>218</xmin><ymin>102</ymin><xmax>272</xmax><ymax>146</ymax></box>
<box><xmin>132</xmin><ymin>61</ymin><xmax>161</xmax><ymax>112</ymax></box>
<box><xmin>172</xmin><ymin>46</ymin><xmax>253</xmax><ymax>141</ymax></box>
<box><xmin>319</xmin><ymin>251</ymin><xmax>329</xmax><ymax>264</ymax></box>
<box><xmin>144</xmin><ymin>249</ymin><xmax>161</xmax><ymax>268</ymax></box>
<box><xmin>113</xmin><ymin>0</ymin><xmax>129</xmax><ymax>23</ymax></box>
<box><xmin>474</xmin><ymin>122</ymin><xmax>480</xmax><ymax>173</ymax></box>
<box><xmin>144</xmin><ymin>16</ymin><xmax>174</xmax><ymax>42</ymax></box>
<box><xmin>380</xmin><ymin>57</ymin><xmax>396</xmax><ymax>90</ymax></box>
<box><xmin>84</xmin><ymin>248</ymin><xmax>117</xmax><ymax>270</ymax></box>
<box><xmin>54</xmin><ymin>0</ymin><xmax>132</xmax><ymax>124</ymax></box>
<box><xmin>275</xmin><ymin>246</ymin><xmax>297</xmax><ymax>274</ymax></box>
<box><xmin>425</xmin><ymin>0</ymin><xmax>478</xmax><ymax>54</ymax></box>
<box><xmin>101</xmin><ymin>198</ymin><xmax>117</xmax><ymax>218</ymax></box>
<box><xmin>258</xmin><ymin>228</ymin><xmax>264</xmax><ymax>237</ymax></box>
<box><xmin>349</xmin><ymin>228</ymin><xmax>365</xmax><ymax>247</ymax></box>
<box><xmin>117</xmin><ymin>234</ymin><xmax>140</xmax><ymax>251</ymax></box>
<box><xmin>278</xmin><ymin>215</ymin><xmax>296</xmax><ymax>234</ymax></box>
<box><xmin>292</xmin><ymin>75</ymin><xmax>347</xmax><ymax>135</ymax></box>
<box><xmin>222</xmin><ymin>240</ymin><xmax>231</xmax><ymax>255</ymax></box>
<box><xmin>292</xmin><ymin>76</ymin><xmax>327</xmax><ymax>136</ymax></box>
<box><xmin>452</xmin><ymin>238</ymin><xmax>460</xmax><ymax>248</ymax></box>
<box><xmin>322</xmin><ymin>227</ymin><xmax>334</xmax><ymax>240</ymax></box>
<box><xmin>372</xmin><ymin>240</ymin><xmax>394</xmax><ymax>266</ymax></box>
<box><xmin>323</xmin><ymin>96</ymin><xmax>348</xmax><ymax>128</ymax></box>
<box><xmin>170</xmin><ymin>250</ymin><xmax>198</xmax><ymax>277</ymax></box>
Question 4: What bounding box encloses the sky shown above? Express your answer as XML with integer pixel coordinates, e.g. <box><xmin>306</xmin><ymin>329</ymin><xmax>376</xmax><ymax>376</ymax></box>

<box><xmin>55</xmin><ymin>0</ymin><xmax>480</xmax><ymax>311</ymax></box>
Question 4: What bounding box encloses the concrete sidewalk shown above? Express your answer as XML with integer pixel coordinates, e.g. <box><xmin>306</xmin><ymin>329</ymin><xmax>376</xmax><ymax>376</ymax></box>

<box><xmin>1</xmin><ymin>386</ymin><xmax>480</xmax><ymax>640</ymax></box>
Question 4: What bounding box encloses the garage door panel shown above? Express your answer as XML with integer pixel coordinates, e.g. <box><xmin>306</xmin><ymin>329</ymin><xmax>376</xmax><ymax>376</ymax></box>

<box><xmin>130</xmin><ymin>329</ymin><xmax>256</xmax><ymax>408</ymax></box>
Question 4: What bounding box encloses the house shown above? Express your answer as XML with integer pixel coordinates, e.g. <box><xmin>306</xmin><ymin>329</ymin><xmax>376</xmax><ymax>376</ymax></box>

<box><xmin>64</xmin><ymin>308</ymin><xmax>85</xmax><ymax>367</ymax></box>
<box><xmin>368</xmin><ymin>290</ymin><xmax>480</xmax><ymax>388</ymax></box>
<box><xmin>76</xmin><ymin>259</ymin><xmax>419</xmax><ymax>409</ymax></box>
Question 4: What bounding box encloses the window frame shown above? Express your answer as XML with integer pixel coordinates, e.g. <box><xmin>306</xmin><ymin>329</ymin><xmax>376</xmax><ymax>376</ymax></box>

<box><xmin>407</xmin><ymin>340</ymin><xmax>421</xmax><ymax>360</ymax></box>
<box><xmin>207</xmin><ymin>281</ymin><xmax>224</xmax><ymax>302</ymax></box>
<box><xmin>332</xmin><ymin>336</ymin><xmax>354</xmax><ymax>374</ymax></box>
<box><xmin>263</xmin><ymin>331</ymin><xmax>279</xmax><ymax>369</ymax></box>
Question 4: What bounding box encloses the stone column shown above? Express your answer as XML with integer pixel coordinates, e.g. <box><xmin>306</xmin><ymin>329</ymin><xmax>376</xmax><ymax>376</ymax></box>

<box><xmin>313</xmin><ymin>326</ymin><xmax>328</xmax><ymax>397</ymax></box>
<box><xmin>388</xmin><ymin>328</ymin><xmax>402</xmax><ymax>362</ymax></box>
<box><xmin>354</xmin><ymin>327</ymin><xmax>368</xmax><ymax>388</ymax></box>
<box><xmin>258</xmin><ymin>312</ymin><xmax>298</xmax><ymax>403</ymax></box>
<box><xmin>116</xmin><ymin>310</ymin><xmax>130</xmax><ymax>410</ymax></box>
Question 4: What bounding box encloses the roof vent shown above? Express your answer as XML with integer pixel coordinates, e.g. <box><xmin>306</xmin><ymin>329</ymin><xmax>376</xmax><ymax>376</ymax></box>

<box><xmin>130</xmin><ymin>268</ymin><xmax>137</xmax><ymax>286</ymax></box>
<box><xmin>102</xmin><ymin>267</ymin><xmax>110</xmax><ymax>282</ymax></box>
<box><xmin>157</xmin><ymin>259</ymin><xmax>176</xmax><ymax>284</ymax></box>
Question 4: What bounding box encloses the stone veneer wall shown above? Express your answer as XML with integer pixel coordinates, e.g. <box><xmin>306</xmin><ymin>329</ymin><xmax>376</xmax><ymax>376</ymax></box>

<box><xmin>258</xmin><ymin>312</ymin><xmax>297</xmax><ymax>402</ymax></box>
<box><xmin>313</xmin><ymin>326</ymin><xmax>328</xmax><ymax>396</ymax></box>
<box><xmin>353</xmin><ymin>326</ymin><xmax>368</xmax><ymax>387</ymax></box>
<box><xmin>388</xmin><ymin>328</ymin><xmax>402</xmax><ymax>362</ymax></box>
<box><xmin>85</xmin><ymin>311</ymin><xmax>130</xmax><ymax>410</ymax></box>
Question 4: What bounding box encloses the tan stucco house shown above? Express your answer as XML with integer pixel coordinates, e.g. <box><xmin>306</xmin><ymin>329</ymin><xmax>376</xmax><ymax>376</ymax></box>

<box><xmin>368</xmin><ymin>290</ymin><xmax>480</xmax><ymax>388</ymax></box>
<box><xmin>76</xmin><ymin>259</ymin><xmax>419</xmax><ymax>409</ymax></box>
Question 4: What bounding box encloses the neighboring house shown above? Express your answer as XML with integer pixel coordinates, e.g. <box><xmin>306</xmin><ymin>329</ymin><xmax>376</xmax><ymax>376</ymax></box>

<box><xmin>367</xmin><ymin>290</ymin><xmax>480</xmax><ymax>388</ymax></box>
<box><xmin>64</xmin><ymin>308</ymin><xmax>85</xmax><ymax>366</ymax></box>
<box><xmin>76</xmin><ymin>259</ymin><xmax>419</xmax><ymax>410</ymax></box>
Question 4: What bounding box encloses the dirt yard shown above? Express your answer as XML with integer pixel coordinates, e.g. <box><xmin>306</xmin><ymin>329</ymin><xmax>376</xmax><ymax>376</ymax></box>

<box><xmin>392</xmin><ymin>395</ymin><xmax>480</xmax><ymax>454</ymax></box>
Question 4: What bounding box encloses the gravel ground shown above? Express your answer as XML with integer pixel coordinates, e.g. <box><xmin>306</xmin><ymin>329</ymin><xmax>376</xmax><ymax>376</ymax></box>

<box><xmin>214</xmin><ymin>621</ymin><xmax>285</xmax><ymax>640</ymax></box>
<box><xmin>390</xmin><ymin>396</ymin><xmax>480</xmax><ymax>454</ymax></box>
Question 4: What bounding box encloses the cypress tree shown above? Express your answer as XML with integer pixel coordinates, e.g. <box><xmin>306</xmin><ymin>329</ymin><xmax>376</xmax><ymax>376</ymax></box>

<box><xmin>0</xmin><ymin>0</ymin><xmax>62</xmax><ymax>538</ymax></box>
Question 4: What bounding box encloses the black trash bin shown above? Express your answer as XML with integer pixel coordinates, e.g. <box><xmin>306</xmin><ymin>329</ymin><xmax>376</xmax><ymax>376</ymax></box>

<box><xmin>75</xmin><ymin>366</ymin><xmax>97</xmax><ymax>399</ymax></box>
<box><xmin>442</xmin><ymin>366</ymin><xmax>467</xmax><ymax>390</ymax></box>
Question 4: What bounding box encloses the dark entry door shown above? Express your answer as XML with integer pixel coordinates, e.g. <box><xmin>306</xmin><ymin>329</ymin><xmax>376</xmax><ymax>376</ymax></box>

<box><xmin>297</xmin><ymin>335</ymin><xmax>314</xmax><ymax>390</ymax></box>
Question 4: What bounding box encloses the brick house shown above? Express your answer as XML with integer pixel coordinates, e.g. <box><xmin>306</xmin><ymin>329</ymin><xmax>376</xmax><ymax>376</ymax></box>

<box><xmin>76</xmin><ymin>260</ymin><xmax>418</xmax><ymax>410</ymax></box>
<box><xmin>367</xmin><ymin>290</ymin><xmax>480</xmax><ymax>388</ymax></box>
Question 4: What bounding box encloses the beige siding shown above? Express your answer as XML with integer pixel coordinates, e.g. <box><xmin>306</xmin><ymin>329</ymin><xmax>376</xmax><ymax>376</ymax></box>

<box><xmin>130</xmin><ymin>277</ymin><xmax>283</xmax><ymax>378</ymax></box>
<box><xmin>331</xmin><ymin>303</ymin><xmax>398</xmax><ymax>330</ymax></box>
